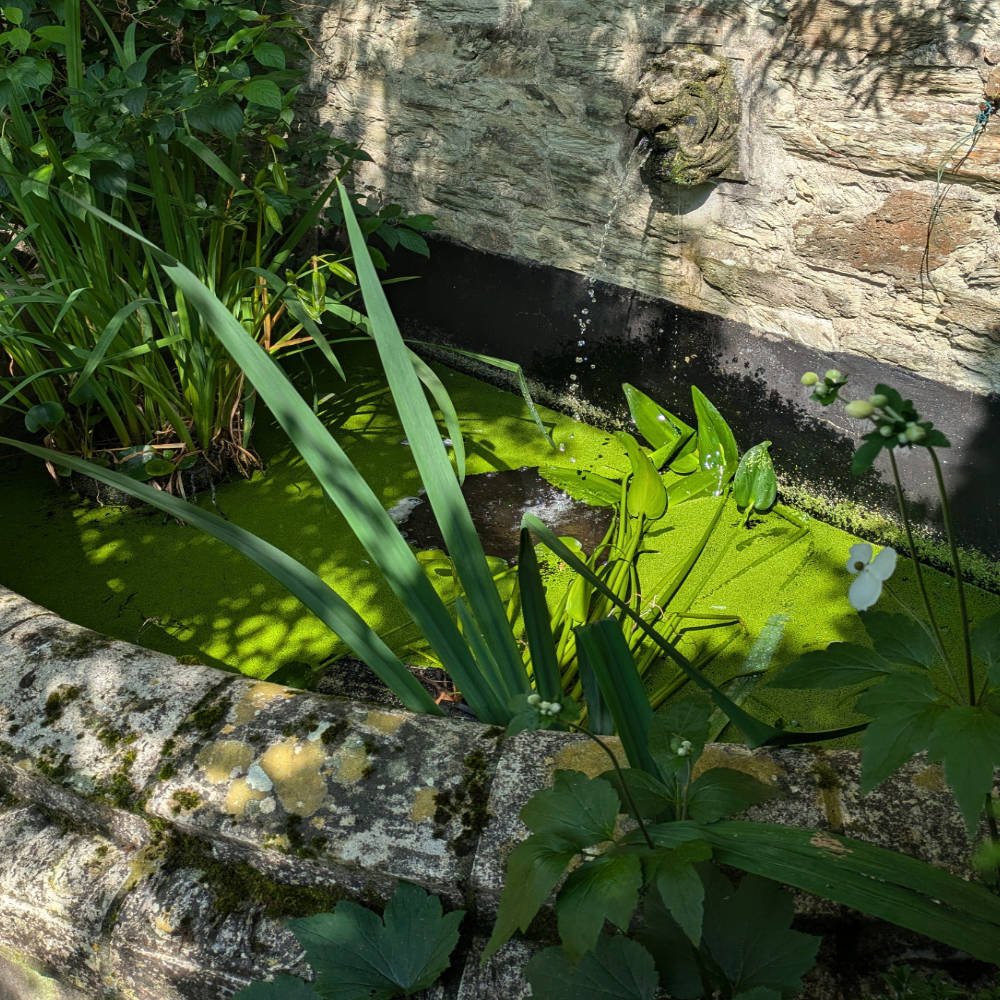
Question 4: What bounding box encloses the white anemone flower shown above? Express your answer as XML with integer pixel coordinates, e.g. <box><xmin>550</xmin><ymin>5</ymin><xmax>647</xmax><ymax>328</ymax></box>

<box><xmin>846</xmin><ymin>543</ymin><xmax>897</xmax><ymax>611</ymax></box>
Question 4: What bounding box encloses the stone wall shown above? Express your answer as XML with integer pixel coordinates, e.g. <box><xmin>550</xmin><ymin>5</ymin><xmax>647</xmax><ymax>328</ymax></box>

<box><xmin>307</xmin><ymin>0</ymin><xmax>1000</xmax><ymax>395</ymax></box>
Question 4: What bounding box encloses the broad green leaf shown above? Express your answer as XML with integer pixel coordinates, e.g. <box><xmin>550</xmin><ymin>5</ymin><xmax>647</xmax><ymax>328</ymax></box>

<box><xmin>599</xmin><ymin>767</ymin><xmax>676</xmax><ymax>823</ymax></box>
<box><xmin>521</xmin><ymin>768</ymin><xmax>620</xmax><ymax>844</ymax></box>
<box><xmin>851</xmin><ymin>435</ymin><xmax>883</xmax><ymax>476</ymax></box>
<box><xmin>859</xmin><ymin>611</ymin><xmax>936</xmax><ymax>668</ymax></box>
<box><xmin>289</xmin><ymin>882</ymin><xmax>463</xmax><ymax>1000</ymax></box>
<box><xmin>705</xmin><ymin>821</ymin><xmax>1000</xmax><ymax>963</ymax></box>
<box><xmin>242</xmin><ymin>78</ymin><xmax>283</xmax><ymax>109</ymax></box>
<box><xmin>686</xmin><ymin>767</ymin><xmax>780</xmax><ymax>824</ymax></box>
<box><xmin>700</xmin><ymin>870</ymin><xmax>819</xmax><ymax>996</ymax></box>
<box><xmin>622</xmin><ymin>382</ymin><xmax>694</xmax><ymax>463</ymax></box>
<box><xmin>482</xmin><ymin>835</ymin><xmax>578</xmax><ymax>961</ymax></box>
<box><xmin>233</xmin><ymin>975</ymin><xmax>318</xmax><ymax>999</ymax></box>
<box><xmin>143</xmin><ymin>458</ymin><xmax>174</xmax><ymax>477</ymax></box>
<box><xmin>616</xmin><ymin>430</ymin><xmax>667</xmax><ymax>519</ymax></box>
<box><xmin>635</xmin><ymin>885</ymin><xmax>704</xmax><ymax>999</ymax></box>
<box><xmin>24</xmin><ymin>400</ymin><xmax>65</xmax><ymax>432</ymax></box>
<box><xmin>856</xmin><ymin>673</ymin><xmax>942</xmax><ymax>794</ymax></box>
<box><xmin>575</xmin><ymin>618</ymin><xmax>658</xmax><ymax>776</ymax></box>
<box><xmin>971</xmin><ymin>610</ymin><xmax>1000</xmax><ymax>687</ymax></box>
<box><xmin>926</xmin><ymin>705</ymin><xmax>1000</xmax><ymax>833</ymax></box>
<box><xmin>524</xmin><ymin>936</ymin><xmax>658</xmax><ymax>1000</ymax></box>
<box><xmin>650</xmin><ymin>855</ymin><xmax>705</xmax><ymax>945</ymax></box>
<box><xmin>254</xmin><ymin>41</ymin><xmax>286</xmax><ymax>68</ymax></box>
<box><xmin>396</xmin><ymin>226</ymin><xmax>429</xmax><ymax>256</ymax></box>
<box><xmin>556</xmin><ymin>853</ymin><xmax>643</xmax><ymax>960</ymax></box>
<box><xmin>665</xmin><ymin>467</ymin><xmax>725</xmax><ymax>506</ymax></box>
<box><xmin>732</xmin><ymin>441</ymin><xmax>776</xmax><ymax>512</ymax></box>
<box><xmin>692</xmin><ymin>386</ymin><xmax>739</xmax><ymax>487</ymax></box>
<box><xmin>769</xmin><ymin>643</ymin><xmax>894</xmax><ymax>689</ymax></box>
<box><xmin>648</xmin><ymin>697</ymin><xmax>710</xmax><ymax>780</ymax></box>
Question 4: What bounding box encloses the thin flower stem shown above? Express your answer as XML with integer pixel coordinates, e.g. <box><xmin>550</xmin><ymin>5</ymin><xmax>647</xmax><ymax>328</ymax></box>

<box><xmin>887</xmin><ymin>449</ymin><xmax>953</xmax><ymax>672</ymax></box>
<box><xmin>928</xmin><ymin>447</ymin><xmax>976</xmax><ymax>705</ymax></box>
<box><xmin>568</xmin><ymin>722</ymin><xmax>655</xmax><ymax>850</ymax></box>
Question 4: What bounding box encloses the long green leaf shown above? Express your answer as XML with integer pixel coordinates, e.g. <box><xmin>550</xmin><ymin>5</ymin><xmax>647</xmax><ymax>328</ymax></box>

<box><xmin>71</xmin><ymin>195</ymin><xmax>513</xmax><ymax>724</ymax></box>
<box><xmin>516</xmin><ymin>528</ymin><xmax>562</xmax><ymax>702</ymax></box>
<box><xmin>0</xmin><ymin>436</ymin><xmax>439</xmax><ymax>714</ymax></box>
<box><xmin>524</xmin><ymin>513</ymin><xmax>781</xmax><ymax>748</ymax></box>
<box><xmin>338</xmin><ymin>182</ymin><xmax>529</xmax><ymax>705</ymax></box>
<box><xmin>705</xmin><ymin>821</ymin><xmax>1000</xmax><ymax>964</ymax></box>
<box><xmin>574</xmin><ymin>618</ymin><xmax>658</xmax><ymax>776</ymax></box>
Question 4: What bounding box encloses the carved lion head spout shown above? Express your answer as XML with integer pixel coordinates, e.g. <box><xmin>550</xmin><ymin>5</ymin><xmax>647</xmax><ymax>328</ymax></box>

<box><xmin>627</xmin><ymin>49</ymin><xmax>742</xmax><ymax>187</ymax></box>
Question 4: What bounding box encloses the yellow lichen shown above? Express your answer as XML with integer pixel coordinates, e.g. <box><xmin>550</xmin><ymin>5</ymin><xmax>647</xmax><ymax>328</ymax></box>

<box><xmin>693</xmin><ymin>746</ymin><xmax>785</xmax><ymax>784</ymax></box>
<box><xmin>232</xmin><ymin>682</ymin><xmax>295</xmax><ymax>726</ymax></box>
<box><xmin>410</xmin><ymin>786</ymin><xmax>438</xmax><ymax>823</ymax></box>
<box><xmin>259</xmin><ymin>739</ymin><xmax>327</xmax><ymax>815</ymax></box>
<box><xmin>553</xmin><ymin>738</ymin><xmax>625</xmax><ymax>778</ymax></box>
<box><xmin>196</xmin><ymin>740</ymin><xmax>254</xmax><ymax>784</ymax></box>
<box><xmin>224</xmin><ymin>778</ymin><xmax>265</xmax><ymax>817</ymax></box>
<box><xmin>365</xmin><ymin>710</ymin><xmax>406</xmax><ymax>735</ymax></box>
<box><xmin>333</xmin><ymin>743</ymin><xmax>368</xmax><ymax>786</ymax></box>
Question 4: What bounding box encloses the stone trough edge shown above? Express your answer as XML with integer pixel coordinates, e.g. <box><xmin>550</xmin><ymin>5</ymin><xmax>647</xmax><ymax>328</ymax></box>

<box><xmin>0</xmin><ymin>583</ymin><xmax>986</xmax><ymax>999</ymax></box>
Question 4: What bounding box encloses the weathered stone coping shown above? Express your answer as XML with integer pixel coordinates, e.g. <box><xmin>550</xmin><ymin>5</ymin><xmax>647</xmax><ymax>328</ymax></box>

<box><xmin>0</xmin><ymin>584</ymin><xmax>983</xmax><ymax>998</ymax></box>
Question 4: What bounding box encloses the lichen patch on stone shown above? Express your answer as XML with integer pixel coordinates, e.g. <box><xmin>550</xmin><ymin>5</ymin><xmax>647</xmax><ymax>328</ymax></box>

<box><xmin>259</xmin><ymin>739</ymin><xmax>327</xmax><ymax>815</ymax></box>
<box><xmin>364</xmin><ymin>710</ymin><xmax>406</xmax><ymax>735</ymax></box>
<box><xmin>224</xmin><ymin>778</ymin><xmax>266</xmax><ymax>817</ymax></box>
<box><xmin>410</xmin><ymin>786</ymin><xmax>438</xmax><ymax>823</ymax></box>
<box><xmin>553</xmin><ymin>738</ymin><xmax>624</xmax><ymax>778</ymax></box>
<box><xmin>232</xmin><ymin>682</ymin><xmax>295</xmax><ymax>726</ymax></box>
<box><xmin>333</xmin><ymin>742</ymin><xmax>368</xmax><ymax>786</ymax></box>
<box><xmin>195</xmin><ymin>740</ymin><xmax>254</xmax><ymax>784</ymax></box>
<box><xmin>693</xmin><ymin>745</ymin><xmax>785</xmax><ymax>784</ymax></box>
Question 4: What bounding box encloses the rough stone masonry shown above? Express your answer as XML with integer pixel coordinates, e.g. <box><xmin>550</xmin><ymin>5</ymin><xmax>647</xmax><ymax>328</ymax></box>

<box><xmin>305</xmin><ymin>0</ymin><xmax>1000</xmax><ymax>395</ymax></box>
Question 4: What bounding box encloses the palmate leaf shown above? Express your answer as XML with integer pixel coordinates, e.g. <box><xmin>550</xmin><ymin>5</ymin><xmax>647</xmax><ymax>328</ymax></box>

<box><xmin>971</xmin><ymin>610</ymin><xmax>1000</xmax><ymax>687</ymax></box>
<box><xmin>926</xmin><ymin>705</ymin><xmax>1000</xmax><ymax>833</ymax></box>
<box><xmin>524</xmin><ymin>934</ymin><xmax>659</xmax><ymax>1000</ymax></box>
<box><xmin>521</xmin><ymin>768</ymin><xmax>621</xmax><ymax>843</ymax></box>
<box><xmin>769</xmin><ymin>643</ymin><xmax>894</xmax><ymax>689</ymax></box>
<box><xmin>289</xmin><ymin>882</ymin><xmax>464</xmax><ymax>1000</ymax></box>
<box><xmin>700</xmin><ymin>868</ymin><xmax>819</xmax><ymax>997</ymax></box>
<box><xmin>556</xmin><ymin>853</ymin><xmax>643</xmax><ymax>960</ymax></box>
<box><xmin>856</xmin><ymin>673</ymin><xmax>943</xmax><ymax>794</ymax></box>
<box><xmin>859</xmin><ymin>611</ymin><xmax>936</xmax><ymax>668</ymax></box>
<box><xmin>524</xmin><ymin>936</ymin><xmax>659</xmax><ymax>1000</ymax></box>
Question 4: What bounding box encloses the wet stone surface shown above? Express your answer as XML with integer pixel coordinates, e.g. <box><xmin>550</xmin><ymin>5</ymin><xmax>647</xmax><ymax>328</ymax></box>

<box><xmin>392</xmin><ymin>466</ymin><xmax>614</xmax><ymax>563</ymax></box>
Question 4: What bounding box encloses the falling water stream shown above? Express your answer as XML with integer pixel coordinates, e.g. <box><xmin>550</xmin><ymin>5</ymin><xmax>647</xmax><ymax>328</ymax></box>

<box><xmin>569</xmin><ymin>136</ymin><xmax>653</xmax><ymax>394</ymax></box>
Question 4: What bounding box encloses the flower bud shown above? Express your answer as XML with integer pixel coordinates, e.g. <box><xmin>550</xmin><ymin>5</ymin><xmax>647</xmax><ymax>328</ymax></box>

<box><xmin>824</xmin><ymin>369</ymin><xmax>843</xmax><ymax>383</ymax></box>
<box><xmin>880</xmin><ymin>425</ymin><xmax>894</xmax><ymax>437</ymax></box>
<box><xmin>527</xmin><ymin>693</ymin><xmax>541</xmax><ymax>707</ymax></box>
<box><xmin>550</xmin><ymin>702</ymin><xmax>562</xmax><ymax>715</ymax></box>
<box><xmin>800</xmin><ymin>371</ymin><xmax>819</xmax><ymax>386</ymax></box>
<box><xmin>844</xmin><ymin>400</ymin><xmax>875</xmax><ymax>419</ymax></box>
<box><xmin>897</xmin><ymin>432</ymin><xmax>908</xmax><ymax>444</ymax></box>
<box><xmin>868</xmin><ymin>393</ymin><xmax>888</xmax><ymax>408</ymax></box>
<box><xmin>904</xmin><ymin>424</ymin><xmax>926</xmax><ymax>442</ymax></box>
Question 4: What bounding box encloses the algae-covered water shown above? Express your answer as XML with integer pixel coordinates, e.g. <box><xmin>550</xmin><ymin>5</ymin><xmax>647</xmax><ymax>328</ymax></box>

<box><xmin>1</xmin><ymin>343</ymin><xmax>996</xmax><ymax>736</ymax></box>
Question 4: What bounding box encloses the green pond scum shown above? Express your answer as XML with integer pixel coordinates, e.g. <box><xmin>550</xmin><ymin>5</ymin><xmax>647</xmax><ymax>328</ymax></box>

<box><xmin>1</xmin><ymin>342</ymin><xmax>997</xmax><ymax>740</ymax></box>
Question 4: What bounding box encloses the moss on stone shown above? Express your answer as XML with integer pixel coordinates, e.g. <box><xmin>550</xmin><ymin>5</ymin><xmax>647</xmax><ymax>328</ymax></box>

<box><xmin>170</xmin><ymin>789</ymin><xmax>203</xmax><ymax>814</ymax></box>
<box><xmin>154</xmin><ymin>826</ymin><xmax>348</xmax><ymax>918</ymax></box>
<box><xmin>42</xmin><ymin>684</ymin><xmax>82</xmax><ymax>725</ymax></box>
<box><xmin>319</xmin><ymin>718</ymin><xmax>350</xmax><ymax>747</ymax></box>
<box><xmin>432</xmin><ymin>748</ymin><xmax>494</xmax><ymax>857</ymax></box>
<box><xmin>177</xmin><ymin>686</ymin><xmax>232</xmax><ymax>738</ymax></box>
<box><xmin>52</xmin><ymin>631</ymin><xmax>113</xmax><ymax>660</ymax></box>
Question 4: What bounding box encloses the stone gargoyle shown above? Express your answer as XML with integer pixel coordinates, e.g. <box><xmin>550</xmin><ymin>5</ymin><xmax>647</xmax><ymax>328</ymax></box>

<box><xmin>627</xmin><ymin>49</ymin><xmax>742</xmax><ymax>187</ymax></box>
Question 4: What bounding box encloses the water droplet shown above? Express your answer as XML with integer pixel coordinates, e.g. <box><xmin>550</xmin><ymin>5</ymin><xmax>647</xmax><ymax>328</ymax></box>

<box><xmin>657</xmin><ymin>414</ymin><xmax>666</xmax><ymax>421</ymax></box>
<box><xmin>558</xmin><ymin>443</ymin><xmax>566</xmax><ymax>452</ymax></box>
<box><xmin>581</xmin><ymin>308</ymin><xmax>589</xmax><ymax>315</ymax></box>
<box><xmin>570</xmin><ymin>458</ymin><xmax>576</xmax><ymax>463</ymax></box>
<box><xmin>578</xmin><ymin>340</ymin><xmax>586</xmax><ymax>346</ymax></box>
